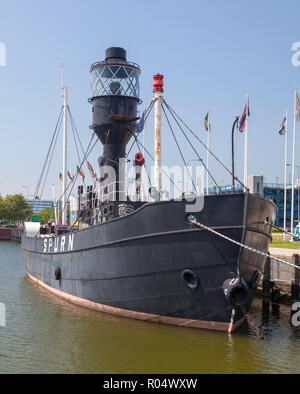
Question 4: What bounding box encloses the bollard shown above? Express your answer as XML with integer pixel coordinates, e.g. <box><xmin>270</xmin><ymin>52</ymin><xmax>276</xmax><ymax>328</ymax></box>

<box><xmin>271</xmin><ymin>287</ymin><xmax>280</xmax><ymax>316</ymax></box>
<box><xmin>291</xmin><ymin>254</ymin><xmax>300</xmax><ymax>302</ymax></box>
<box><xmin>262</xmin><ymin>256</ymin><xmax>272</xmax><ymax>301</ymax></box>
<box><xmin>262</xmin><ymin>255</ymin><xmax>273</xmax><ymax>322</ymax></box>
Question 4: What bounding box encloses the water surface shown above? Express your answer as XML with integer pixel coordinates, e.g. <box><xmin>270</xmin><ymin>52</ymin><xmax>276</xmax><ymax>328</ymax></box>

<box><xmin>0</xmin><ymin>241</ymin><xmax>300</xmax><ymax>373</ymax></box>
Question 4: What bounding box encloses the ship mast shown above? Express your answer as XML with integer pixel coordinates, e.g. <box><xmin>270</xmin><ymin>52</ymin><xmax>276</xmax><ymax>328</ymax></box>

<box><xmin>61</xmin><ymin>63</ymin><xmax>68</xmax><ymax>225</ymax></box>
<box><xmin>153</xmin><ymin>74</ymin><xmax>164</xmax><ymax>195</ymax></box>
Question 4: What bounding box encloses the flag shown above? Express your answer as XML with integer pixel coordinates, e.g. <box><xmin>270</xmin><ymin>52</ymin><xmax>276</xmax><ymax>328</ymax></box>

<box><xmin>77</xmin><ymin>166</ymin><xmax>85</xmax><ymax>181</ymax></box>
<box><xmin>77</xmin><ymin>166</ymin><xmax>82</xmax><ymax>176</ymax></box>
<box><xmin>239</xmin><ymin>97</ymin><xmax>250</xmax><ymax>133</ymax></box>
<box><xmin>67</xmin><ymin>171</ymin><xmax>73</xmax><ymax>181</ymax></box>
<box><xmin>296</xmin><ymin>92</ymin><xmax>300</xmax><ymax>124</ymax></box>
<box><xmin>278</xmin><ymin>116</ymin><xmax>287</xmax><ymax>135</ymax></box>
<box><xmin>135</xmin><ymin>111</ymin><xmax>145</xmax><ymax>134</ymax></box>
<box><xmin>204</xmin><ymin>111</ymin><xmax>211</xmax><ymax>132</ymax></box>
<box><xmin>59</xmin><ymin>173</ymin><xmax>63</xmax><ymax>181</ymax></box>
<box><xmin>87</xmin><ymin>161</ymin><xmax>96</xmax><ymax>178</ymax></box>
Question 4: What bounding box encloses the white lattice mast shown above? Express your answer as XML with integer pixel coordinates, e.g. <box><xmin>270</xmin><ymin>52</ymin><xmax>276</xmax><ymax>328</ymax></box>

<box><xmin>153</xmin><ymin>74</ymin><xmax>164</xmax><ymax>195</ymax></box>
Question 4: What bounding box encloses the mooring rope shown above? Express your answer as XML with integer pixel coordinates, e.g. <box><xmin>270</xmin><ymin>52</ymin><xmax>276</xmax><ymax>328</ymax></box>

<box><xmin>187</xmin><ymin>216</ymin><xmax>300</xmax><ymax>270</ymax></box>
<box><xmin>265</xmin><ymin>221</ymin><xmax>298</xmax><ymax>239</ymax></box>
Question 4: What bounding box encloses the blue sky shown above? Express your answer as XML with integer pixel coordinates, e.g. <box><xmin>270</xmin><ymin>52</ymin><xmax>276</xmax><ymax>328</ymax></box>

<box><xmin>0</xmin><ymin>0</ymin><xmax>300</xmax><ymax>198</ymax></box>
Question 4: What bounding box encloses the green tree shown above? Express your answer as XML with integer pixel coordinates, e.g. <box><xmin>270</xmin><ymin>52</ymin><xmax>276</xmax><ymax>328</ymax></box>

<box><xmin>0</xmin><ymin>195</ymin><xmax>6</xmax><ymax>220</ymax></box>
<box><xmin>36</xmin><ymin>207</ymin><xmax>56</xmax><ymax>224</ymax></box>
<box><xmin>1</xmin><ymin>194</ymin><xmax>33</xmax><ymax>223</ymax></box>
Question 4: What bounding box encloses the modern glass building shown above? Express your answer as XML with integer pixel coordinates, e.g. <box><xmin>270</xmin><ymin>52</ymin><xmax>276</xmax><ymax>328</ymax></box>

<box><xmin>263</xmin><ymin>183</ymin><xmax>300</xmax><ymax>228</ymax></box>
<box><xmin>26</xmin><ymin>199</ymin><xmax>64</xmax><ymax>213</ymax></box>
<box><xmin>26</xmin><ymin>199</ymin><xmax>54</xmax><ymax>213</ymax></box>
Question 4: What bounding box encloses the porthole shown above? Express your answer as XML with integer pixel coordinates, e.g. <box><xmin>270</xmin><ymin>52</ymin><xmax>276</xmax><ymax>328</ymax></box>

<box><xmin>182</xmin><ymin>269</ymin><xmax>199</xmax><ymax>290</ymax></box>
<box><xmin>55</xmin><ymin>267</ymin><xmax>61</xmax><ymax>281</ymax></box>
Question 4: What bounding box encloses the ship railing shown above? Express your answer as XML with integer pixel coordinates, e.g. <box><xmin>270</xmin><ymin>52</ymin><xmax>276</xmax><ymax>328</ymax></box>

<box><xmin>96</xmin><ymin>181</ymin><xmax>151</xmax><ymax>203</ymax></box>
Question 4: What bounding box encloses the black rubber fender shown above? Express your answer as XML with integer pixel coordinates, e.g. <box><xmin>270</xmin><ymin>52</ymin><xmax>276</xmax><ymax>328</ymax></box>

<box><xmin>223</xmin><ymin>277</ymin><xmax>249</xmax><ymax>306</ymax></box>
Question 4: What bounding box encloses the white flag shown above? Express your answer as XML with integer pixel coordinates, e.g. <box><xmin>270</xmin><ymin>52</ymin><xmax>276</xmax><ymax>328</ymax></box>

<box><xmin>278</xmin><ymin>116</ymin><xmax>287</xmax><ymax>135</ymax></box>
<box><xmin>296</xmin><ymin>92</ymin><xmax>300</xmax><ymax>123</ymax></box>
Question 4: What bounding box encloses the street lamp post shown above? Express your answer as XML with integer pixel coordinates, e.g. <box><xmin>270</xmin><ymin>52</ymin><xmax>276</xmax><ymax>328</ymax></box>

<box><xmin>22</xmin><ymin>185</ymin><xmax>29</xmax><ymax>200</ymax></box>
<box><xmin>187</xmin><ymin>159</ymin><xmax>203</xmax><ymax>194</ymax></box>
<box><xmin>231</xmin><ymin>116</ymin><xmax>239</xmax><ymax>191</ymax></box>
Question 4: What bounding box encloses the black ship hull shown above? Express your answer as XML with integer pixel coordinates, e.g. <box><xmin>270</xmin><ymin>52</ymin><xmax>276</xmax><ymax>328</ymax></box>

<box><xmin>21</xmin><ymin>193</ymin><xmax>276</xmax><ymax>332</ymax></box>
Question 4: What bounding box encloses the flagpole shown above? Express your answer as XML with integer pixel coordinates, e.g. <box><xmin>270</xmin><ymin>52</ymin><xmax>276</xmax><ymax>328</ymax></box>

<box><xmin>52</xmin><ymin>184</ymin><xmax>58</xmax><ymax>225</ymax></box>
<box><xmin>291</xmin><ymin>88</ymin><xmax>297</xmax><ymax>239</ymax></box>
<box><xmin>283</xmin><ymin>106</ymin><xmax>288</xmax><ymax>240</ymax></box>
<box><xmin>206</xmin><ymin>127</ymin><xmax>210</xmax><ymax>195</ymax></box>
<box><xmin>205</xmin><ymin>109</ymin><xmax>210</xmax><ymax>195</ymax></box>
<box><xmin>243</xmin><ymin>91</ymin><xmax>248</xmax><ymax>190</ymax></box>
<box><xmin>58</xmin><ymin>182</ymin><xmax>61</xmax><ymax>223</ymax></box>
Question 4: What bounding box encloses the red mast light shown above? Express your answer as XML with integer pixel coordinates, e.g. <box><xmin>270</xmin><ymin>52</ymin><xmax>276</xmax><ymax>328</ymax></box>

<box><xmin>153</xmin><ymin>74</ymin><xmax>164</xmax><ymax>93</ymax></box>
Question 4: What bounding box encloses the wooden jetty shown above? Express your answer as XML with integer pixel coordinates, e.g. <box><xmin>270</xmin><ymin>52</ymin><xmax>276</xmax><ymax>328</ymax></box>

<box><xmin>259</xmin><ymin>248</ymin><xmax>300</xmax><ymax>303</ymax></box>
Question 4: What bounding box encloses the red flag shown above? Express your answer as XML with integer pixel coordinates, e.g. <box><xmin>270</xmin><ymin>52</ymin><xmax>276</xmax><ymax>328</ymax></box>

<box><xmin>67</xmin><ymin>171</ymin><xmax>73</xmax><ymax>181</ymax></box>
<box><xmin>87</xmin><ymin>161</ymin><xmax>96</xmax><ymax>178</ymax></box>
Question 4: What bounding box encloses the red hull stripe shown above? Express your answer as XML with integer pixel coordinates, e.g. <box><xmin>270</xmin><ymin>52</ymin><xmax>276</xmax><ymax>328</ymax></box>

<box><xmin>26</xmin><ymin>272</ymin><xmax>245</xmax><ymax>332</ymax></box>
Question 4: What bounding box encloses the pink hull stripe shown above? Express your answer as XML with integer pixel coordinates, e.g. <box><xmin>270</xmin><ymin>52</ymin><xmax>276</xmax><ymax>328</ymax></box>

<box><xmin>26</xmin><ymin>272</ymin><xmax>245</xmax><ymax>332</ymax></box>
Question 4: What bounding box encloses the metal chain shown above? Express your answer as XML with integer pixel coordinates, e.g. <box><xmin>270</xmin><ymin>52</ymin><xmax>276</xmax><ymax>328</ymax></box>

<box><xmin>187</xmin><ymin>216</ymin><xmax>300</xmax><ymax>270</ymax></box>
<box><xmin>240</xmin><ymin>305</ymin><xmax>265</xmax><ymax>339</ymax></box>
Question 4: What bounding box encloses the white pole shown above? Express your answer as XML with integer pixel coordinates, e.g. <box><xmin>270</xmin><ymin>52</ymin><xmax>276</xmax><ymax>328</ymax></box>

<box><xmin>142</xmin><ymin>102</ymin><xmax>146</xmax><ymax>198</ymax></box>
<box><xmin>153</xmin><ymin>75</ymin><xmax>163</xmax><ymax>194</ymax></box>
<box><xmin>244</xmin><ymin>91</ymin><xmax>249</xmax><ymax>189</ymax></box>
<box><xmin>291</xmin><ymin>88</ymin><xmax>297</xmax><ymax>238</ymax></box>
<box><xmin>283</xmin><ymin>107</ymin><xmax>288</xmax><ymax>240</ymax></box>
<box><xmin>143</xmin><ymin>102</ymin><xmax>146</xmax><ymax>159</ymax></box>
<box><xmin>52</xmin><ymin>184</ymin><xmax>58</xmax><ymax>225</ymax></box>
<box><xmin>154</xmin><ymin>92</ymin><xmax>162</xmax><ymax>193</ymax></box>
<box><xmin>58</xmin><ymin>185</ymin><xmax>60</xmax><ymax>223</ymax></box>
<box><xmin>206</xmin><ymin>130</ymin><xmax>210</xmax><ymax>195</ymax></box>
<box><xmin>62</xmin><ymin>68</ymin><xmax>68</xmax><ymax>225</ymax></box>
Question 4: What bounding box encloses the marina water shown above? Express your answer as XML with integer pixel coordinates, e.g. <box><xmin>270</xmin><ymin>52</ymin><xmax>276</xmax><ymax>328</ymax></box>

<box><xmin>1</xmin><ymin>241</ymin><xmax>300</xmax><ymax>374</ymax></box>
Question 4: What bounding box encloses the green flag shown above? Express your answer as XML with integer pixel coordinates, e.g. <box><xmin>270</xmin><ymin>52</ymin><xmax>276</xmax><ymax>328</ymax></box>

<box><xmin>204</xmin><ymin>111</ymin><xmax>211</xmax><ymax>132</ymax></box>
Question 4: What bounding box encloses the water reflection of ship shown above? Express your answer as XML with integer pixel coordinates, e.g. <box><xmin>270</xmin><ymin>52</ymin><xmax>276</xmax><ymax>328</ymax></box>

<box><xmin>22</xmin><ymin>47</ymin><xmax>276</xmax><ymax>332</ymax></box>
